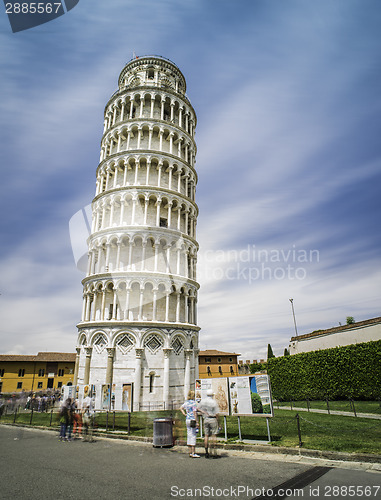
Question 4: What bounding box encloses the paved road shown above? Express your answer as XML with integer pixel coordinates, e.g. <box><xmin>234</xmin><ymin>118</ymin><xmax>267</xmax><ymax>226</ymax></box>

<box><xmin>1</xmin><ymin>425</ymin><xmax>380</xmax><ymax>500</ymax></box>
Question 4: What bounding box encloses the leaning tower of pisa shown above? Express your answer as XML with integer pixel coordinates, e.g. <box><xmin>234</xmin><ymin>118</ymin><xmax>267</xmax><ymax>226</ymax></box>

<box><xmin>74</xmin><ymin>56</ymin><xmax>200</xmax><ymax>410</ymax></box>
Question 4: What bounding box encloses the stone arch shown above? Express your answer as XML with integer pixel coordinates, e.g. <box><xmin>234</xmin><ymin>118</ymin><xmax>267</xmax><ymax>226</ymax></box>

<box><xmin>89</xmin><ymin>331</ymin><xmax>109</xmax><ymax>353</ymax></box>
<box><xmin>142</xmin><ymin>329</ymin><xmax>165</xmax><ymax>353</ymax></box>
<box><xmin>113</xmin><ymin>331</ymin><xmax>136</xmax><ymax>354</ymax></box>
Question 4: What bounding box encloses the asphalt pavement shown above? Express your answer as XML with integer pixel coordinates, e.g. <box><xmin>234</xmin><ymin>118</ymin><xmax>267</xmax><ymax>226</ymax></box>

<box><xmin>1</xmin><ymin>425</ymin><xmax>380</xmax><ymax>500</ymax></box>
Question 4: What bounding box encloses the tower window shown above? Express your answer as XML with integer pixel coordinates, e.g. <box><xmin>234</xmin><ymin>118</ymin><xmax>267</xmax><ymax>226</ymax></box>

<box><xmin>159</xmin><ymin>218</ymin><xmax>168</xmax><ymax>228</ymax></box>
<box><xmin>108</xmin><ymin>304</ymin><xmax>113</xmax><ymax>320</ymax></box>
<box><xmin>147</xmin><ymin>69</ymin><xmax>154</xmax><ymax>80</ymax></box>
<box><xmin>149</xmin><ymin>373</ymin><xmax>155</xmax><ymax>393</ymax></box>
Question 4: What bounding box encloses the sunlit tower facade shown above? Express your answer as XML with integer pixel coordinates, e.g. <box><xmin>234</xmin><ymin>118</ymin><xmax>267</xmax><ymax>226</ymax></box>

<box><xmin>74</xmin><ymin>56</ymin><xmax>200</xmax><ymax>409</ymax></box>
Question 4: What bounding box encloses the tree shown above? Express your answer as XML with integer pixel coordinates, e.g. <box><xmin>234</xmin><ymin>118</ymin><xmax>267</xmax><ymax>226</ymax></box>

<box><xmin>249</xmin><ymin>361</ymin><xmax>266</xmax><ymax>373</ymax></box>
<box><xmin>267</xmin><ymin>344</ymin><xmax>275</xmax><ymax>360</ymax></box>
<box><xmin>346</xmin><ymin>316</ymin><xmax>355</xmax><ymax>325</ymax></box>
<box><xmin>251</xmin><ymin>392</ymin><xmax>263</xmax><ymax>413</ymax></box>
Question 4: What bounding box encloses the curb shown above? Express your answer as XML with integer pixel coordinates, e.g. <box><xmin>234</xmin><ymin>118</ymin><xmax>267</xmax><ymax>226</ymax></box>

<box><xmin>2</xmin><ymin>422</ymin><xmax>381</xmax><ymax>465</ymax></box>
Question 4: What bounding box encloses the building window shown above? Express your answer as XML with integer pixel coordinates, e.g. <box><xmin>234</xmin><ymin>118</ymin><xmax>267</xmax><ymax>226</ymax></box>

<box><xmin>0</xmin><ymin>369</ymin><xmax>4</xmax><ymax>377</ymax></box>
<box><xmin>57</xmin><ymin>382</ymin><xmax>63</xmax><ymax>388</ymax></box>
<box><xmin>17</xmin><ymin>382</ymin><xmax>22</xmax><ymax>389</ymax></box>
<box><xmin>229</xmin><ymin>358</ymin><xmax>233</xmax><ymax>362</ymax></box>
<box><xmin>217</xmin><ymin>358</ymin><xmax>222</xmax><ymax>363</ymax></box>
<box><xmin>58</xmin><ymin>369</ymin><xmax>65</xmax><ymax>377</ymax></box>
<box><xmin>149</xmin><ymin>373</ymin><xmax>155</xmax><ymax>393</ymax></box>
<box><xmin>37</xmin><ymin>382</ymin><xmax>43</xmax><ymax>389</ymax></box>
<box><xmin>205</xmin><ymin>357</ymin><xmax>211</xmax><ymax>363</ymax></box>
<box><xmin>38</xmin><ymin>369</ymin><xmax>45</xmax><ymax>377</ymax></box>
<box><xmin>18</xmin><ymin>369</ymin><xmax>25</xmax><ymax>377</ymax></box>
<box><xmin>108</xmin><ymin>303</ymin><xmax>113</xmax><ymax>320</ymax></box>
<box><xmin>218</xmin><ymin>366</ymin><xmax>223</xmax><ymax>375</ymax></box>
<box><xmin>230</xmin><ymin>366</ymin><xmax>234</xmax><ymax>375</ymax></box>
<box><xmin>207</xmin><ymin>366</ymin><xmax>211</xmax><ymax>376</ymax></box>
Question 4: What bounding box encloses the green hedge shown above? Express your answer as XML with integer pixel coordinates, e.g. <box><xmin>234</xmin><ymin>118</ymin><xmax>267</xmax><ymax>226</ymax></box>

<box><xmin>266</xmin><ymin>340</ymin><xmax>381</xmax><ymax>400</ymax></box>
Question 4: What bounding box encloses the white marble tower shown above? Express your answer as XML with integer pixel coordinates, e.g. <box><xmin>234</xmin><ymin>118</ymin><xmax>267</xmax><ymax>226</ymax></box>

<box><xmin>74</xmin><ymin>56</ymin><xmax>200</xmax><ymax>410</ymax></box>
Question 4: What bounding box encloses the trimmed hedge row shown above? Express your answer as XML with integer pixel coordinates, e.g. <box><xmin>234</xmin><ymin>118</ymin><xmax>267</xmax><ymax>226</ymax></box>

<box><xmin>266</xmin><ymin>340</ymin><xmax>381</xmax><ymax>400</ymax></box>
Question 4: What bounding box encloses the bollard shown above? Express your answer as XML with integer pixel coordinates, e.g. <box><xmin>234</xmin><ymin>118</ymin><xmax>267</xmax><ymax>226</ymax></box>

<box><xmin>13</xmin><ymin>407</ymin><xmax>17</xmax><ymax>423</ymax></box>
<box><xmin>113</xmin><ymin>411</ymin><xmax>115</xmax><ymax>431</ymax></box>
<box><xmin>306</xmin><ymin>399</ymin><xmax>310</xmax><ymax>412</ymax></box>
<box><xmin>266</xmin><ymin>417</ymin><xmax>271</xmax><ymax>442</ymax></box>
<box><xmin>295</xmin><ymin>413</ymin><xmax>302</xmax><ymax>447</ymax></box>
<box><xmin>30</xmin><ymin>408</ymin><xmax>33</xmax><ymax>425</ymax></box>
<box><xmin>326</xmin><ymin>398</ymin><xmax>330</xmax><ymax>414</ymax></box>
<box><xmin>350</xmin><ymin>399</ymin><xmax>357</xmax><ymax>417</ymax></box>
<box><xmin>106</xmin><ymin>411</ymin><xmax>109</xmax><ymax>432</ymax></box>
<box><xmin>50</xmin><ymin>409</ymin><xmax>53</xmax><ymax>426</ymax></box>
<box><xmin>128</xmin><ymin>412</ymin><xmax>131</xmax><ymax>435</ymax></box>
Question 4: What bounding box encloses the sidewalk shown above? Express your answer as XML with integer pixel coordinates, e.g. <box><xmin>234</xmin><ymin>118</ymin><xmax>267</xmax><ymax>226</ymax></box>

<box><xmin>277</xmin><ymin>406</ymin><xmax>381</xmax><ymax>419</ymax></box>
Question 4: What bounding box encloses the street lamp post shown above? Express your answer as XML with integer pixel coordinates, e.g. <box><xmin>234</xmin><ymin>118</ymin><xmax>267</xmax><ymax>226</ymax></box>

<box><xmin>289</xmin><ymin>298</ymin><xmax>298</xmax><ymax>337</ymax></box>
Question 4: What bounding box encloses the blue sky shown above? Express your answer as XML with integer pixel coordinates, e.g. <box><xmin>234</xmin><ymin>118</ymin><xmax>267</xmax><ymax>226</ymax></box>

<box><xmin>0</xmin><ymin>0</ymin><xmax>380</xmax><ymax>360</ymax></box>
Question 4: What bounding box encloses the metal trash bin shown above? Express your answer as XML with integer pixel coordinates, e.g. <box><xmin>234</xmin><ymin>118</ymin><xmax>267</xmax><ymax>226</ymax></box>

<box><xmin>153</xmin><ymin>417</ymin><xmax>173</xmax><ymax>447</ymax></box>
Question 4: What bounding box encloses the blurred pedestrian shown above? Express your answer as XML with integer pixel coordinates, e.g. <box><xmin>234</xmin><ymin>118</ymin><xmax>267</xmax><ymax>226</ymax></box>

<box><xmin>82</xmin><ymin>395</ymin><xmax>94</xmax><ymax>442</ymax></box>
<box><xmin>198</xmin><ymin>389</ymin><xmax>220</xmax><ymax>458</ymax></box>
<box><xmin>72</xmin><ymin>398</ymin><xmax>82</xmax><ymax>439</ymax></box>
<box><xmin>180</xmin><ymin>390</ymin><xmax>200</xmax><ymax>458</ymax></box>
<box><xmin>59</xmin><ymin>398</ymin><xmax>72</xmax><ymax>441</ymax></box>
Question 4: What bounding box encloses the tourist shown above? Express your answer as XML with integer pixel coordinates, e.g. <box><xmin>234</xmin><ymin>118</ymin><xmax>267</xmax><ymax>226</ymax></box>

<box><xmin>59</xmin><ymin>398</ymin><xmax>72</xmax><ymax>441</ymax></box>
<box><xmin>198</xmin><ymin>389</ymin><xmax>220</xmax><ymax>458</ymax></box>
<box><xmin>82</xmin><ymin>395</ymin><xmax>94</xmax><ymax>442</ymax></box>
<box><xmin>72</xmin><ymin>398</ymin><xmax>82</xmax><ymax>439</ymax></box>
<box><xmin>180</xmin><ymin>390</ymin><xmax>200</xmax><ymax>458</ymax></box>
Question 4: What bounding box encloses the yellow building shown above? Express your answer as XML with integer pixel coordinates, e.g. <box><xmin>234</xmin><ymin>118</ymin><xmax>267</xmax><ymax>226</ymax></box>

<box><xmin>0</xmin><ymin>352</ymin><xmax>76</xmax><ymax>394</ymax></box>
<box><xmin>198</xmin><ymin>350</ymin><xmax>240</xmax><ymax>378</ymax></box>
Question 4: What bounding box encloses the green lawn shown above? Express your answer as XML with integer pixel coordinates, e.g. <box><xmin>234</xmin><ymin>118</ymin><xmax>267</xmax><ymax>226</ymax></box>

<box><xmin>1</xmin><ymin>407</ymin><xmax>380</xmax><ymax>455</ymax></box>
